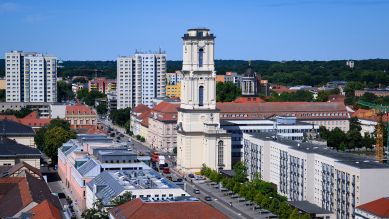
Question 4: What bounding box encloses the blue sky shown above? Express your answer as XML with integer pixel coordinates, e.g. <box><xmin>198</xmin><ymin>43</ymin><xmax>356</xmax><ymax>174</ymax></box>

<box><xmin>0</xmin><ymin>0</ymin><xmax>389</xmax><ymax>60</ymax></box>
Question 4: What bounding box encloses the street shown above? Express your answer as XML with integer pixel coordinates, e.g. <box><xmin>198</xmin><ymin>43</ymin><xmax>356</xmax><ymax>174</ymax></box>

<box><xmin>99</xmin><ymin>118</ymin><xmax>277</xmax><ymax>219</ymax></box>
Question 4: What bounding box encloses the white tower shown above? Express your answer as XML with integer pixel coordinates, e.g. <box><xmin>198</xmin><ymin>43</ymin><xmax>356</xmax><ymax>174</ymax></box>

<box><xmin>176</xmin><ymin>28</ymin><xmax>231</xmax><ymax>173</ymax></box>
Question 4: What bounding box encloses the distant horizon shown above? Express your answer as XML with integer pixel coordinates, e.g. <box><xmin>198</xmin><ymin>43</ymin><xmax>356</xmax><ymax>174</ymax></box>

<box><xmin>1</xmin><ymin>0</ymin><xmax>389</xmax><ymax>60</ymax></box>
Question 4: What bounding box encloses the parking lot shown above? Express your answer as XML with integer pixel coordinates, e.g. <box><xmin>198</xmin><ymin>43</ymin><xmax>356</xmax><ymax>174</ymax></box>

<box><xmin>191</xmin><ymin>178</ymin><xmax>278</xmax><ymax>219</ymax></box>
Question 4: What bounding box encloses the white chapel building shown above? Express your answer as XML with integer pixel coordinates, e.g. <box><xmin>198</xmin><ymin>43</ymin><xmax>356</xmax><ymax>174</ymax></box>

<box><xmin>176</xmin><ymin>28</ymin><xmax>232</xmax><ymax>173</ymax></box>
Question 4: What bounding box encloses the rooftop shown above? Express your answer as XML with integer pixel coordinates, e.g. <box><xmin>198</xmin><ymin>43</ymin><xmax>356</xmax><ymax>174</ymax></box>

<box><xmin>248</xmin><ymin>132</ymin><xmax>389</xmax><ymax>169</ymax></box>
<box><xmin>0</xmin><ymin>120</ymin><xmax>35</xmax><ymax>136</ymax></box>
<box><xmin>66</xmin><ymin>104</ymin><xmax>96</xmax><ymax>115</ymax></box>
<box><xmin>87</xmin><ymin>169</ymin><xmax>180</xmax><ymax>204</ymax></box>
<box><xmin>0</xmin><ymin>138</ymin><xmax>41</xmax><ymax>157</ymax></box>
<box><xmin>217</xmin><ymin>102</ymin><xmax>347</xmax><ymax>113</ymax></box>
<box><xmin>289</xmin><ymin>201</ymin><xmax>332</xmax><ymax>215</ymax></box>
<box><xmin>132</xmin><ymin>104</ymin><xmax>150</xmax><ymax>114</ymax></box>
<box><xmin>0</xmin><ymin>173</ymin><xmax>61</xmax><ymax>217</ymax></box>
<box><xmin>109</xmin><ymin>198</ymin><xmax>228</xmax><ymax>219</ymax></box>
<box><xmin>356</xmin><ymin>197</ymin><xmax>389</xmax><ymax>217</ymax></box>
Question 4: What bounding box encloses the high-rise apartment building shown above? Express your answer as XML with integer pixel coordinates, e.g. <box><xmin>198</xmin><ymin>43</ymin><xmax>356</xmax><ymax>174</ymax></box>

<box><xmin>116</xmin><ymin>53</ymin><xmax>166</xmax><ymax>109</ymax></box>
<box><xmin>243</xmin><ymin>132</ymin><xmax>389</xmax><ymax>219</ymax></box>
<box><xmin>5</xmin><ymin>51</ymin><xmax>57</xmax><ymax>103</ymax></box>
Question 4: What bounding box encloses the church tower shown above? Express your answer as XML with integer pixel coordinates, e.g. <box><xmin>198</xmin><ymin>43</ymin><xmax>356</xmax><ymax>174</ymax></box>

<box><xmin>176</xmin><ymin>28</ymin><xmax>231</xmax><ymax>173</ymax></box>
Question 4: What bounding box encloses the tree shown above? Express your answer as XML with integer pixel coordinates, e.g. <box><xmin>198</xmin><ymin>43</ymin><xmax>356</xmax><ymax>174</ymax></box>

<box><xmin>96</xmin><ymin>102</ymin><xmax>108</xmax><ymax>115</ymax></box>
<box><xmin>44</xmin><ymin>127</ymin><xmax>76</xmax><ymax>163</ymax></box>
<box><xmin>81</xmin><ymin>199</ymin><xmax>108</xmax><ymax>219</ymax></box>
<box><xmin>319</xmin><ymin>125</ymin><xmax>329</xmax><ymax>139</ymax></box>
<box><xmin>233</xmin><ymin>162</ymin><xmax>247</xmax><ymax>183</ymax></box>
<box><xmin>233</xmin><ymin>183</ymin><xmax>241</xmax><ymax>194</ymax></box>
<box><xmin>349</xmin><ymin>117</ymin><xmax>362</xmax><ymax>132</ymax></box>
<box><xmin>84</xmin><ymin>90</ymin><xmax>106</xmax><ymax>106</ymax></box>
<box><xmin>109</xmin><ymin>107</ymin><xmax>132</xmax><ymax>127</ymax></box>
<box><xmin>111</xmin><ymin>191</ymin><xmax>133</xmax><ymax>206</ymax></box>
<box><xmin>57</xmin><ymin>81</ymin><xmax>75</xmax><ymax>102</ymax></box>
<box><xmin>346</xmin><ymin>129</ymin><xmax>363</xmax><ymax>150</ymax></box>
<box><xmin>254</xmin><ymin>192</ymin><xmax>264</xmax><ymax>206</ymax></box>
<box><xmin>34</xmin><ymin>119</ymin><xmax>72</xmax><ymax>151</ymax></box>
<box><xmin>216</xmin><ymin>82</ymin><xmax>241</xmax><ymax>102</ymax></box>
<box><xmin>77</xmin><ymin>88</ymin><xmax>89</xmax><ymax>101</ymax></box>
<box><xmin>261</xmin><ymin>196</ymin><xmax>271</xmax><ymax>209</ymax></box>
<box><xmin>362</xmin><ymin>132</ymin><xmax>375</xmax><ymax>150</ymax></box>
<box><xmin>327</xmin><ymin>127</ymin><xmax>347</xmax><ymax>150</ymax></box>
<box><xmin>288</xmin><ymin>208</ymin><xmax>300</xmax><ymax>219</ymax></box>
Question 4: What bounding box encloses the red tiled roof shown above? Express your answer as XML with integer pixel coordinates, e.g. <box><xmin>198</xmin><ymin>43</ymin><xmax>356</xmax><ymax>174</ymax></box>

<box><xmin>352</xmin><ymin>108</ymin><xmax>389</xmax><ymax>122</ymax></box>
<box><xmin>20</xmin><ymin>111</ymin><xmax>51</xmax><ymax>127</ymax></box>
<box><xmin>139</xmin><ymin>110</ymin><xmax>151</xmax><ymax>127</ymax></box>
<box><xmin>151</xmin><ymin>102</ymin><xmax>180</xmax><ymax>122</ymax></box>
<box><xmin>217</xmin><ymin>102</ymin><xmax>347</xmax><ymax>113</ymax></box>
<box><xmin>217</xmin><ymin>102</ymin><xmax>348</xmax><ymax>120</ymax></box>
<box><xmin>133</xmin><ymin>104</ymin><xmax>150</xmax><ymax>114</ymax></box>
<box><xmin>233</xmin><ymin>97</ymin><xmax>265</xmax><ymax>103</ymax></box>
<box><xmin>0</xmin><ymin>111</ymin><xmax>51</xmax><ymax>128</ymax></box>
<box><xmin>30</xmin><ymin>199</ymin><xmax>62</xmax><ymax>219</ymax></box>
<box><xmin>66</xmin><ymin>104</ymin><xmax>96</xmax><ymax>115</ymax></box>
<box><xmin>0</xmin><ymin>173</ymin><xmax>62</xmax><ymax>217</ymax></box>
<box><xmin>109</xmin><ymin>198</ymin><xmax>228</xmax><ymax>219</ymax></box>
<box><xmin>153</xmin><ymin>102</ymin><xmax>180</xmax><ymax>113</ymax></box>
<box><xmin>357</xmin><ymin>197</ymin><xmax>389</xmax><ymax>217</ymax></box>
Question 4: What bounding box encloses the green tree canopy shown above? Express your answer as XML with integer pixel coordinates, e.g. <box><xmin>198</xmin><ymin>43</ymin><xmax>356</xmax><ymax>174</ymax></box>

<box><xmin>111</xmin><ymin>191</ymin><xmax>133</xmax><ymax>206</ymax></box>
<box><xmin>43</xmin><ymin>126</ymin><xmax>76</xmax><ymax>163</ymax></box>
<box><xmin>57</xmin><ymin>81</ymin><xmax>75</xmax><ymax>102</ymax></box>
<box><xmin>216</xmin><ymin>82</ymin><xmax>241</xmax><ymax>102</ymax></box>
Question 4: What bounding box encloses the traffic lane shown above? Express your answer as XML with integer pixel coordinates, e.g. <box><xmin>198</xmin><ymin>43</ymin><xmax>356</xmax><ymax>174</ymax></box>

<box><xmin>185</xmin><ymin>183</ymin><xmax>245</xmax><ymax>219</ymax></box>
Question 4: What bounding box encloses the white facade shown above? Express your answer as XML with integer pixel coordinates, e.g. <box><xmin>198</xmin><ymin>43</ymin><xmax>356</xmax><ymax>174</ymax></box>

<box><xmin>177</xmin><ymin>28</ymin><xmax>231</xmax><ymax>173</ymax></box>
<box><xmin>5</xmin><ymin>51</ymin><xmax>57</xmax><ymax>103</ymax></box>
<box><xmin>116</xmin><ymin>53</ymin><xmax>166</xmax><ymax>109</ymax></box>
<box><xmin>221</xmin><ymin>117</ymin><xmax>319</xmax><ymax>163</ymax></box>
<box><xmin>243</xmin><ymin>132</ymin><xmax>389</xmax><ymax>219</ymax></box>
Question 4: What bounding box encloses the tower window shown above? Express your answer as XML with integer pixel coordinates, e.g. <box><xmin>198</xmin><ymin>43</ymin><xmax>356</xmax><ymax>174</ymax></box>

<box><xmin>218</xmin><ymin>140</ymin><xmax>224</xmax><ymax>167</ymax></box>
<box><xmin>199</xmin><ymin>48</ymin><xmax>204</xmax><ymax>67</ymax></box>
<box><xmin>199</xmin><ymin>86</ymin><xmax>204</xmax><ymax>106</ymax></box>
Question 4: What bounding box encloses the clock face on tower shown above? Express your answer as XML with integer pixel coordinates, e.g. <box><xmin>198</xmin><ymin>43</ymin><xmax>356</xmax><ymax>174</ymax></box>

<box><xmin>198</xmin><ymin>41</ymin><xmax>205</xmax><ymax>47</ymax></box>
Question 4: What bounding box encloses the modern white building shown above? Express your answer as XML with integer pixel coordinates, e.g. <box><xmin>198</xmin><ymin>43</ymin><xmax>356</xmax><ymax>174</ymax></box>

<box><xmin>86</xmin><ymin>169</ymin><xmax>189</xmax><ymax>209</ymax></box>
<box><xmin>116</xmin><ymin>53</ymin><xmax>166</xmax><ymax>109</ymax></box>
<box><xmin>5</xmin><ymin>51</ymin><xmax>57</xmax><ymax>103</ymax></box>
<box><xmin>221</xmin><ymin>116</ymin><xmax>319</xmax><ymax>163</ymax></box>
<box><xmin>176</xmin><ymin>28</ymin><xmax>231</xmax><ymax>173</ymax></box>
<box><xmin>243</xmin><ymin>132</ymin><xmax>389</xmax><ymax>219</ymax></box>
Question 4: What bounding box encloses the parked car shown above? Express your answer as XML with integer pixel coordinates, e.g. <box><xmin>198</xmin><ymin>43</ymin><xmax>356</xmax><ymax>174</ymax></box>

<box><xmin>193</xmin><ymin>189</ymin><xmax>200</xmax><ymax>194</ymax></box>
<box><xmin>163</xmin><ymin>167</ymin><xmax>170</xmax><ymax>174</ymax></box>
<box><xmin>204</xmin><ymin>196</ymin><xmax>212</xmax><ymax>201</ymax></box>
<box><xmin>188</xmin><ymin>173</ymin><xmax>195</xmax><ymax>178</ymax></box>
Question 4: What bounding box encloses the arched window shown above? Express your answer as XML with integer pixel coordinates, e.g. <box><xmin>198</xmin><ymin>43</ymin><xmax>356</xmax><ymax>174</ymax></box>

<box><xmin>218</xmin><ymin>140</ymin><xmax>224</xmax><ymax>167</ymax></box>
<box><xmin>199</xmin><ymin>86</ymin><xmax>204</xmax><ymax>106</ymax></box>
<box><xmin>198</xmin><ymin>48</ymin><xmax>204</xmax><ymax>67</ymax></box>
